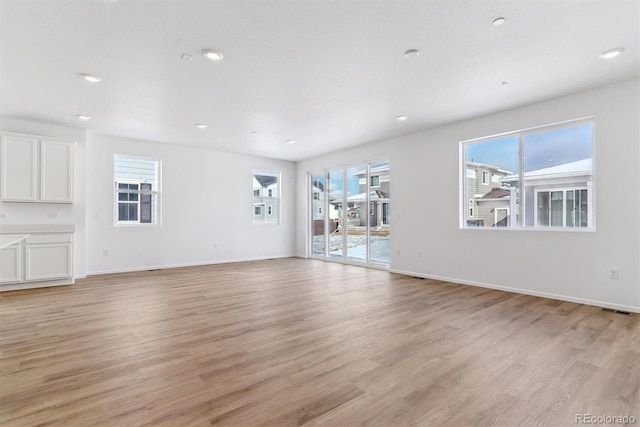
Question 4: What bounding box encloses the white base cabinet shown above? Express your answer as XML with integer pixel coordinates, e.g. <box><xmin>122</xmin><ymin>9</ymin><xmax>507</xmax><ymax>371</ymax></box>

<box><xmin>0</xmin><ymin>232</ymin><xmax>74</xmax><ymax>291</ymax></box>
<box><xmin>0</xmin><ymin>244</ymin><xmax>22</xmax><ymax>284</ymax></box>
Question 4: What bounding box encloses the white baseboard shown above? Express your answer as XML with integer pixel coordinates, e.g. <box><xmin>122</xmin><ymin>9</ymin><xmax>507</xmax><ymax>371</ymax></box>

<box><xmin>86</xmin><ymin>254</ymin><xmax>298</xmax><ymax>277</ymax></box>
<box><xmin>389</xmin><ymin>268</ymin><xmax>640</xmax><ymax>314</ymax></box>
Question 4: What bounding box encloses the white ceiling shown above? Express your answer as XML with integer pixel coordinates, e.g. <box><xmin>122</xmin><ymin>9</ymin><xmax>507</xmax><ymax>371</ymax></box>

<box><xmin>1</xmin><ymin>0</ymin><xmax>638</xmax><ymax>161</ymax></box>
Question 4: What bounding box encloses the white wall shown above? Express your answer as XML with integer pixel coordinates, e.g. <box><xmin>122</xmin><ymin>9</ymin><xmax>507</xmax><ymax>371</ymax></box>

<box><xmin>85</xmin><ymin>133</ymin><xmax>296</xmax><ymax>274</ymax></box>
<box><xmin>0</xmin><ymin>118</ymin><xmax>87</xmax><ymax>278</ymax></box>
<box><xmin>296</xmin><ymin>79</ymin><xmax>640</xmax><ymax>312</ymax></box>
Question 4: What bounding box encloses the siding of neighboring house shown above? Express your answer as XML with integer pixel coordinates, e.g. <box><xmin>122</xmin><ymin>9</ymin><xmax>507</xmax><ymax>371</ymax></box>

<box><xmin>475</xmin><ymin>199</ymin><xmax>511</xmax><ymax>227</ymax></box>
<box><xmin>465</xmin><ymin>162</ymin><xmax>510</xmax><ymax>226</ymax></box>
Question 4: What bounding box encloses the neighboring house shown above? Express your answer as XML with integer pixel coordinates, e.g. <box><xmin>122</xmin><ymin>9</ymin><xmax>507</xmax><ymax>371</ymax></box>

<box><xmin>466</xmin><ymin>161</ymin><xmax>512</xmax><ymax>227</ymax></box>
<box><xmin>350</xmin><ymin>164</ymin><xmax>390</xmax><ymax>228</ymax></box>
<box><xmin>311</xmin><ymin>179</ymin><xmax>341</xmax><ymax>234</ymax></box>
<box><xmin>253</xmin><ymin>174</ymin><xmax>279</xmax><ymax>222</ymax></box>
<box><xmin>501</xmin><ymin>158</ymin><xmax>592</xmax><ymax>228</ymax></box>
<box><xmin>311</xmin><ymin>180</ymin><xmax>340</xmax><ymax>221</ymax></box>
<box><xmin>475</xmin><ymin>187</ymin><xmax>513</xmax><ymax>227</ymax></box>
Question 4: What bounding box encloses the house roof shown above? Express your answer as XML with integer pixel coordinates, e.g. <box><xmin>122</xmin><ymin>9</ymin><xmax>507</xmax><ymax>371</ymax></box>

<box><xmin>481</xmin><ymin>187</ymin><xmax>510</xmax><ymax>199</ymax></box>
<box><xmin>347</xmin><ymin>190</ymin><xmax>388</xmax><ymax>202</ymax></box>
<box><xmin>466</xmin><ymin>161</ymin><xmax>512</xmax><ymax>176</ymax></box>
<box><xmin>254</xmin><ymin>175</ymin><xmax>278</xmax><ymax>187</ymax></box>
<box><xmin>501</xmin><ymin>158</ymin><xmax>592</xmax><ymax>182</ymax></box>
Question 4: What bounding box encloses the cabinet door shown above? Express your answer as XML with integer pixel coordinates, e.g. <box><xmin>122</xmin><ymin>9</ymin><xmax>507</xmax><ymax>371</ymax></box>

<box><xmin>1</xmin><ymin>134</ymin><xmax>38</xmax><ymax>201</ymax></box>
<box><xmin>25</xmin><ymin>243</ymin><xmax>72</xmax><ymax>281</ymax></box>
<box><xmin>0</xmin><ymin>245</ymin><xmax>22</xmax><ymax>284</ymax></box>
<box><xmin>40</xmin><ymin>139</ymin><xmax>74</xmax><ymax>203</ymax></box>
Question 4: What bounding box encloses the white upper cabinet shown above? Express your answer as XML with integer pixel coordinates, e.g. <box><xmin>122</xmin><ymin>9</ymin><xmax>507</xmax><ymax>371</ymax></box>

<box><xmin>0</xmin><ymin>133</ymin><xmax>74</xmax><ymax>203</ymax></box>
<box><xmin>40</xmin><ymin>139</ymin><xmax>74</xmax><ymax>202</ymax></box>
<box><xmin>1</xmin><ymin>134</ymin><xmax>38</xmax><ymax>201</ymax></box>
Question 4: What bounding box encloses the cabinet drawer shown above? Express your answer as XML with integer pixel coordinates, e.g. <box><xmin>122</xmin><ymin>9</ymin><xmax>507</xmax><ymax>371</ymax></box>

<box><xmin>25</xmin><ymin>233</ymin><xmax>73</xmax><ymax>244</ymax></box>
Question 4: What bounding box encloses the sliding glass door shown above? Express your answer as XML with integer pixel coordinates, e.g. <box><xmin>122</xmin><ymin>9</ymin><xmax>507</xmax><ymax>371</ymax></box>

<box><xmin>309</xmin><ymin>159</ymin><xmax>390</xmax><ymax>267</ymax></box>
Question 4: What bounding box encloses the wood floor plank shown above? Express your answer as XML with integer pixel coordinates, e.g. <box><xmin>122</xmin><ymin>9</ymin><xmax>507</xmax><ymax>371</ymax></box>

<box><xmin>0</xmin><ymin>258</ymin><xmax>638</xmax><ymax>426</ymax></box>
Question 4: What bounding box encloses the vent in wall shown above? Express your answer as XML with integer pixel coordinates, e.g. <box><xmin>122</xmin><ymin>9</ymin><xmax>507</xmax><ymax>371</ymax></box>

<box><xmin>602</xmin><ymin>308</ymin><xmax>632</xmax><ymax>316</ymax></box>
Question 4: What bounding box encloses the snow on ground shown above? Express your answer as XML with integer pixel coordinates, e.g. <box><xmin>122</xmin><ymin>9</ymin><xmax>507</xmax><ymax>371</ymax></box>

<box><xmin>312</xmin><ymin>235</ymin><xmax>389</xmax><ymax>264</ymax></box>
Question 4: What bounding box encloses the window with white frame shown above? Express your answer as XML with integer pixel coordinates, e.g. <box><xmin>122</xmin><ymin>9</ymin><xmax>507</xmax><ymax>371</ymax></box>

<box><xmin>461</xmin><ymin>120</ymin><xmax>593</xmax><ymax>229</ymax></box>
<box><xmin>370</xmin><ymin>175</ymin><xmax>380</xmax><ymax>188</ymax></box>
<box><xmin>114</xmin><ymin>155</ymin><xmax>160</xmax><ymax>225</ymax></box>
<box><xmin>253</xmin><ymin>170</ymin><xmax>280</xmax><ymax>224</ymax></box>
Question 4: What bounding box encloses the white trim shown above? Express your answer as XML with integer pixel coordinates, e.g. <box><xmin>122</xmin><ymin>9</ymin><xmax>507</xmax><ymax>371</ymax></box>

<box><xmin>389</xmin><ymin>268</ymin><xmax>640</xmax><ymax>313</ymax></box>
<box><xmin>460</xmin><ymin>116</ymin><xmax>595</xmax><ymax>144</ymax></box>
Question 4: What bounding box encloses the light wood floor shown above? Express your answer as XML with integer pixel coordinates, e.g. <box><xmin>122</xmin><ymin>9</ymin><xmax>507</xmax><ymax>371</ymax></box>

<box><xmin>1</xmin><ymin>258</ymin><xmax>638</xmax><ymax>426</ymax></box>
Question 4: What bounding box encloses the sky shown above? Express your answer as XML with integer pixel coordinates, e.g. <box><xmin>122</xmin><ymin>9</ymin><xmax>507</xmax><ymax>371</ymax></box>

<box><xmin>466</xmin><ymin>123</ymin><xmax>593</xmax><ymax>173</ymax></box>
<box><xmin>316</xmin><ymin>162</ymin><xmax>390</xmax><ymax>200</ymax></box>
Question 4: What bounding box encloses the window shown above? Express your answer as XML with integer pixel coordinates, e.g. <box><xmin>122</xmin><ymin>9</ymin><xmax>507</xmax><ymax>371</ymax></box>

<box><xmin>309</xmin><ymin>159</ymin><xmax>390</xmax><ymax>266</ymax></box>
<box><xmin>462</xmin><ymin>120</ymin><xmax>593</xmax><ymax>229</ymax></box>
<box><xmin>253</xmin><ymin>170</ymin><xmax>280</xmax><ymax>224</ymax></box>
<box><xmin>536</xmin><ymin>188</ymin><xmax>588</xmax><ymax>227</ymax></box>
<box><xmin>114</xmin><ymin>155</ymin><xmax>160</xmax><ymax>225</ymax></box>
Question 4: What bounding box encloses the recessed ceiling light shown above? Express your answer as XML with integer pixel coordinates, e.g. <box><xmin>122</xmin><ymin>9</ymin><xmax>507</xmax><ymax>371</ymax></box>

<box><xmin>501</xmin><ymin>81</ymin><xmax>509</xmax><ymax>86</ymax></box>
<box><xmin>251</xmin><ymin>131</ymin><xmax>257</xmax><ymax>135</ymax></box>
<box><xmin>76</xmin><ymin>114</ymin><xmax>92</xmax><ymax>120</ymax></box>
<box><xmin>79</xmin><ymin>73</ymin><xmax>101</xmax><ymax>83</ymax></box>
<box><xmin>181</xmin><ymin>53</ymin><xmax>193</xmax><ymax>62</ymax></box>
<box><xmin>404</xmin><ymin>49</ymin><xmax>420</xmax><ymax>58</ymax></box>
<box><xmin>492</xmin><ymin>17</ymin><xmax>505</xmax><ymax>26</ymax></box>
<box><xmin>396</xmin><ymin>115</ymin><xmax>408</xmax><ymax>121</ymax></box>
<box><xmin>598</xmin><ymin>47</ymin><xmax>624</xmax><ymax>59</ymax></box>
<box><xmin>287</xmin><ymin>139</ymin><xmax>296</xmax><ymax>144</ymax></box>
<box><xmin>202</xmin><ymin>49</ymin><xmax>224</xmax><ymax>61</ymax></box>
<box><xmin>195</xmin><ymin>123</ymin><xmax>208</xmax><ymax>129</ymax></box>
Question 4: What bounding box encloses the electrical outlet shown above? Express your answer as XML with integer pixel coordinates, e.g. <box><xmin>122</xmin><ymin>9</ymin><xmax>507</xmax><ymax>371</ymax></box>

<box><xmin>609</xmin><ymin>269</ymin><xmax>619</xmax><ymax>280</ymax></box>
<box><xmin>395</xmin><ymin>248</ymin><xmax>401</xmax><ymax>256</ymax></box>
<box><xmin>103</xmin><ymin>249</ymin><xmax>109</xmax><ymax>256</ymax></box>
<box><xmin>416</xmin><ymin>250</ymin><xmax>422</xmax><ymax>258</ymax></box>
<box><xmin>49</xmin><ymin>212</ymin><xmax>60</xmax><ymax>219</ymax></box>
<box><xmin>213</xmin><ymin>243</ymin><xmax>218</xmax><ymax>249</ymax></box>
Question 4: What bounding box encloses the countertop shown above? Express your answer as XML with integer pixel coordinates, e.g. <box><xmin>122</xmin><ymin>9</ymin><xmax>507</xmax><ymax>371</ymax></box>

<box><xmin>0</xmin><ymin>234</ymin><xmax>30</xmax><ymax>250</ymax></box>
<box><xmin>0</xmin><ymin>224</ymin><xmax>75</xmax><ymax>234</ymax></box>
